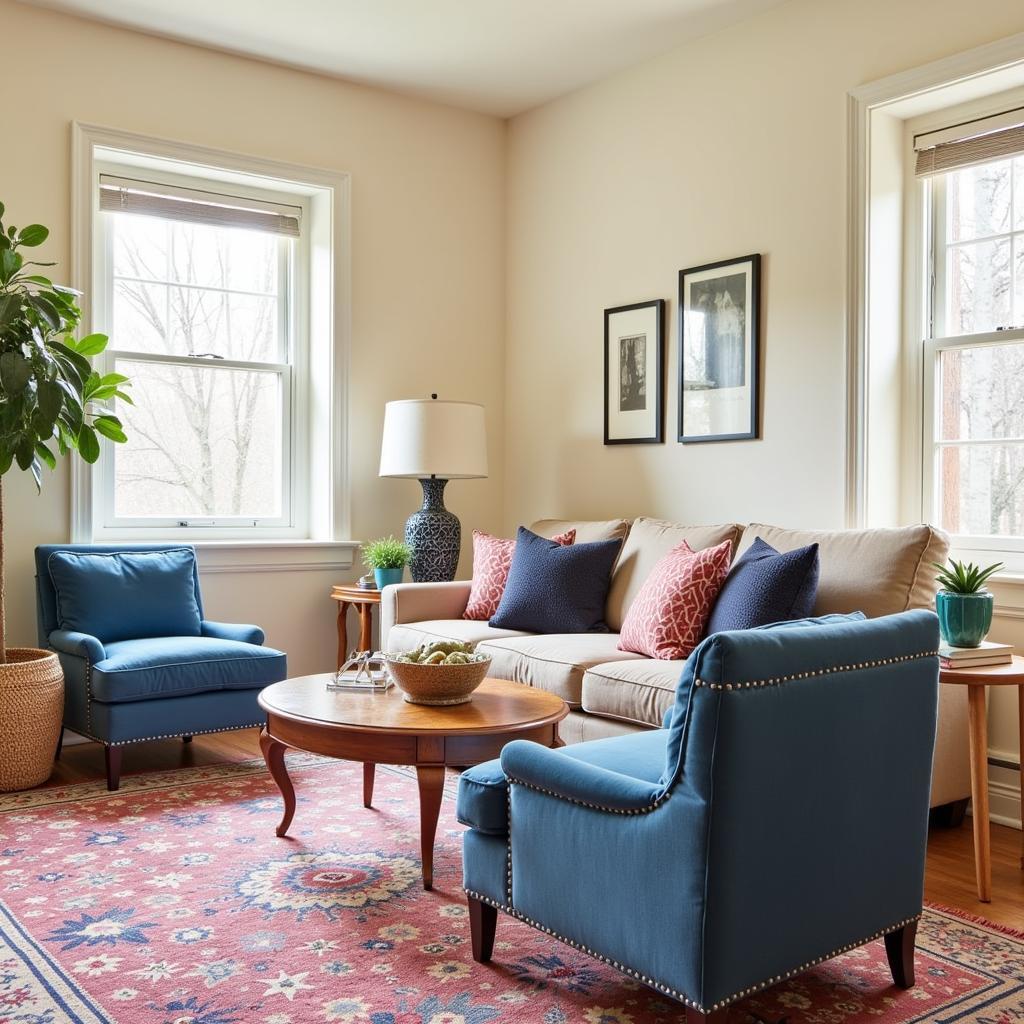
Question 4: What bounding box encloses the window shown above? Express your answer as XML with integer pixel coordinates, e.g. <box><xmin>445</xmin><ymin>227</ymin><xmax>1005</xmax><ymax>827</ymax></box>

<box><xmin>922</xmin><ymin>140</ymin><xmax>1024</xmax><ymax>553</ymax></box>
<box><xmin>91</xmin><ymin>162</ymin><xmax>314</xmax><ymax>538</ymax></box>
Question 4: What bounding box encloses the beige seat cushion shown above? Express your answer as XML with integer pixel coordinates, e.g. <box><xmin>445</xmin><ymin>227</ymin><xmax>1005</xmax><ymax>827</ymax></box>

<box><xmin>476</xmin><ymin>633</ymin><xmax>643</xmax><ymax>707</ymax></box>
<box><xmin>582</xmin><ymin>658</ymin><xmax>684</xmax><ymax>728</ymax></box>
<box><xmin>738</xmin><ymin>523</ymin><xmax>950</xmax><ymax>618</ymax></box>
<box><xmin>530</xmin><ymin>518</ymin><xmax>631</xmax><ymax>544</ymax></box>
<box><xmin>605</xmin><ymin>517</ymin><xmax>744</xmax><ymax>631</ymax></box>
<box><xmin>386</xmin><ymin>620</ymin><xmax>531</xmax><ymax>654</ymax></box>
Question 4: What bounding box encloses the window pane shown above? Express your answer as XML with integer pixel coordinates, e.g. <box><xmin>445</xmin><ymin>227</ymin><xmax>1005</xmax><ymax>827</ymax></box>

<box><xmin>939</xmin><ymin>344</ymin><xmax>1024</xmax><ymax>440</ymax></box>
<box><xmin>938</xmin><ymin>442</ymin><xmax>1024</xmax><ymax>536</ymax></box>
<box><xmin>168</xmin><ymin>287</ymin><xmax>279</xmax><ymax>363</ymax></box>
<box><xmin>946</xmin><ymin>237</ymin><xmax>1012</xmax><ymax>334</ymax></box>
<box><xmin>113</xmin><ymin>359</ymin><xmax>283</xmax><ymax>519</ymax></box>
<box><xmin>947</xmin><ymin>160</ymin><xmax>1011</xmax><ymax>241</ymax></box>
<box><xmin>111</xmin><ymin>214</ymin><xmax>282</xmax><ymax>361</ymax></box>
<box><xmin>167</xmin><ymin>221</ymin><xmax>279</xmax><ymax>294</ymax></box>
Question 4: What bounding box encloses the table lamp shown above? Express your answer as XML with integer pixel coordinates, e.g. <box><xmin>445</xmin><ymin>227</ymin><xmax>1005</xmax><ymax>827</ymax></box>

<box><xmin>379</xmin><ymin>396</ymin><xmax>488</xmax><ymax>582</ymax></box>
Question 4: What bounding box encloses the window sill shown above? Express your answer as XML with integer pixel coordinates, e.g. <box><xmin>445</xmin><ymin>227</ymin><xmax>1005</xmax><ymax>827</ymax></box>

<box><xmin>190</xmin><ymin>540</ymin><xmax>359</xmax><ymax>574</ymax></box>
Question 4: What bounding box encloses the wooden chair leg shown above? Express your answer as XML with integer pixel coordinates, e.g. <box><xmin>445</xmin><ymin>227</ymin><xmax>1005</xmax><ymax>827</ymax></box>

<box><xmin>468</xmin><ymin>896</ymin><xmax>497</xmax><ymax>963</ymax></box>
<box><xmin>884</xmin><ymin>920</ymin><xmax>917</xmax><ymax>989</ymax></box>
<box><xmin>105</xmin><ymin>746</ymin><xmax>122</xmax><ymax>792</ymax></box>
<box><xmin>54</xmin><ymin>729</ymin><xmax>63</xmax><ymax>762</ymax></box>
<box><xmin>182</xmin><ymin>735</ymin><xmax>193</xmax><ymax>744</ymax></box>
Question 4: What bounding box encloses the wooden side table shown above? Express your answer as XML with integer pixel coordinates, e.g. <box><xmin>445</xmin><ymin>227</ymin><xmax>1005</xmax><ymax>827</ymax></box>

<box><xmin>330</xmin><ymin>585</ymin><xmax>381</xmax><ymax>668</ymax></box>
<box><xmin>939</xmin><ymin>654</ymin><xmax>1024</xmax><ymax>902</ymax></box>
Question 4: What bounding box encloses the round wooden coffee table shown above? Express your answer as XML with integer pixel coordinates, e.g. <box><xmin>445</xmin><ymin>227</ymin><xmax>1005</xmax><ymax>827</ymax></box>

<box><xmin>257</xmin><ymin>676</ymin><xmax>568</xmax><ymax>889</ymax></box>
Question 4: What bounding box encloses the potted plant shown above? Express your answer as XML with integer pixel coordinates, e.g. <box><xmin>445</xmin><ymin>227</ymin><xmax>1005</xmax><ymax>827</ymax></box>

<box><xmin>0</xmin><ymin>202</ymin><xmax>130</xmax><ymax>791</ymax></box>
<box><xmin>361</xmin><ymin>535</ymin><xmax>412</xmax><ymax>589</ymax></box>
<box><xmin>933</xmin><ymin>558</ymin><xmax>1003</xmax><ymax>648</ymax></box>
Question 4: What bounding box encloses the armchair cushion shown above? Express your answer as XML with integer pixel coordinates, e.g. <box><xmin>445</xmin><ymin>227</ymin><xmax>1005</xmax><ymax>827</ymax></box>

<box><xmin>47</xmin><ymin>548</ymin><xmax>202</xmax><ymax>644</ymax></box>
<box><xmin>90</xmin><ymin>636</ymin><xmax>286</xmax><ymax>703</ymax></box>
<box><xmin>457</xmin><ymin>728</ymin><xmax>667</xmax><ymax>836</ymax></box>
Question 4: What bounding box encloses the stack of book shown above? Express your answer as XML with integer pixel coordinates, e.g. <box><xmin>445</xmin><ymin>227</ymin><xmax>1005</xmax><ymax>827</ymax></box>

<box><xmin>939</xmin><ymin>640</ymin><xmax>1014</xmax><ymax>669</ymax></box>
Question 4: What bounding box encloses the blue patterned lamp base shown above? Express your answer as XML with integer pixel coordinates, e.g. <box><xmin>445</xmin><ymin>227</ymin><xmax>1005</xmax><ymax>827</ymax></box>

<box><xmin>405</xmin><ymin>478</ymin><xmax>461</xmax><ymax>582</ymax></box>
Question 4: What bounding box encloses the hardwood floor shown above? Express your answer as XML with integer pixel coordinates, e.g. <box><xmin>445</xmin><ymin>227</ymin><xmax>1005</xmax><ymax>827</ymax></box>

<box><xmin>48</xmin><ymin>729</ymin><xmax>1024</xmax><ymax>930</ymax></box>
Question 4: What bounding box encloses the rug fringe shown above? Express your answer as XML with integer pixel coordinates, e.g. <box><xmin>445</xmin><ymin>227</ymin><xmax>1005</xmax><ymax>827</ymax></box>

<box><xmin>926</xmin><ymin>900</ymin><xmax>1024</xmax><ymax>940</ymax></box>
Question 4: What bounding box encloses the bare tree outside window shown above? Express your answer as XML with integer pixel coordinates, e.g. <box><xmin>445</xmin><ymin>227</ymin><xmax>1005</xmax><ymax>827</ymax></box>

<box><xmin>108</xmin><ymin>215</ymin><xmax>286</xmax><ymax>520</ymax></box>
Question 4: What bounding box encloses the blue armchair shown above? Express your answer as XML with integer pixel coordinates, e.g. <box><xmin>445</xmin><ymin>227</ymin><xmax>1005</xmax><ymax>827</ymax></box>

<box><xmin>457</xmin><ymin>610</ymin><xmax>940</xmax><ymax>1022</ymax></box>
<box><xmin>35</xmin><ymin>544</ymin><xmax>287</xmax><ymax>790</ymax></box>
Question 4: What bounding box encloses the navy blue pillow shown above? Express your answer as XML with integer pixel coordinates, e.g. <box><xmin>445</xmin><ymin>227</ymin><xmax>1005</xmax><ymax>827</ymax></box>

<box><xmin>489</xmin><ymin>527</ymin><xmax>622</xmax><ymax>633</ymax></box>
<box><xmin>705</xmin><ymin>536</ymin><xmax>819</xmax><ymax>634</ymax></box>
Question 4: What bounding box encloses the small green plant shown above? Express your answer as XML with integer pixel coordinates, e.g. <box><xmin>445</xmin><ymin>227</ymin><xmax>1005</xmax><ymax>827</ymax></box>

<box><xmin>933</xmin><ymin>558</ymin><xmax>1004</xmax><ymax>594</ymax></box>
<box><xmin>361</xmin><ymin>536</ymin><xmax>411</xmax><ymax>570</ymax></box>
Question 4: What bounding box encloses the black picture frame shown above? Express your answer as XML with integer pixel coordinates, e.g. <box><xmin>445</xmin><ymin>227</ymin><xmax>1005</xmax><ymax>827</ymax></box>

<box><xmin>678</xmin><ymin>253</ymin><xmax>761</xmax><ymax>443</ymax></box>
<box><xmin>603</xmin><ymin>298</ymin><xmax>665</xmax><ymax>445</ymax></box>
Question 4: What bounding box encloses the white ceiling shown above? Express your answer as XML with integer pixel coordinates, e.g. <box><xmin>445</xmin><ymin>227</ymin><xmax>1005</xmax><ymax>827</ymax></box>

<box><xmin>20</xmin><ymin>0</ymin><xmax>787</xmax><ymax>117</ymax></box>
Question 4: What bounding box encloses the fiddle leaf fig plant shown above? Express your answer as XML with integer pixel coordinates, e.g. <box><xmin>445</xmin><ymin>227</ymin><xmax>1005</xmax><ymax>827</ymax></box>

<box><xmin>0</xmin><ymin>201</ymin><xmax>132</xmax><ymax>663</ymax></box>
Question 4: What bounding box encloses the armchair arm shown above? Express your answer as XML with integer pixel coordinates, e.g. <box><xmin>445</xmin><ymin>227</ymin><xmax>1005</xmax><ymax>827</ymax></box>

<box><xmin>201</xmin><ymin>620</ymin><xmax>265</xmax><ymax>645</ymax></box>
<box><xmin>49</xmin><ymin>629</ymin><xmax>105</xmax><ymax>663</ymax></box>
<box><xmin>500</xmin><ymin>740</ymin><xmax>663</xmax><ymax>811</ymax></box>
<box><xmin>380</xmin><ymin>581</ymin><xmax>472</xmax><ymax>647</ymax></box>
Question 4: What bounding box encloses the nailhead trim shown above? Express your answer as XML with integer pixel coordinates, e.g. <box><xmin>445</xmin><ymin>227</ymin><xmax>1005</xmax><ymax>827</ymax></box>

<box><xmin>61</xmin><ymin>723</ymin><xmax>266</xmax><ymax>747</ymax></box>
<box><xmin>692</xmin><ymin>649</ymin><xmax>937</xmax><ymax>691</ymax></box>
<box><xmin>467</xmin><ymin>887</ymin><xmax>920</xmax><ymax>1014</ymax></box>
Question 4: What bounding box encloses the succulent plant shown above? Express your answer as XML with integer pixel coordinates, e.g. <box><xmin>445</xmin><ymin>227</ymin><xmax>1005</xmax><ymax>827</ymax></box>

<box><xmin>933</xmin><ymin>558</ymin><xmax>1003</xmax><ymax>594</ymax></box>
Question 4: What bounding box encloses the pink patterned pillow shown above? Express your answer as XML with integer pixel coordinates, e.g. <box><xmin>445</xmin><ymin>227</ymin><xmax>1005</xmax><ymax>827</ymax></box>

<box><xmin>464</xmin><ymin>528</ymin><xmax>576</xmax><ymax>620</ymax></box>
<box><xmin>617</xmin><ymin>540</ymin><xmax>733</xmax><ymax>660</ymax></box>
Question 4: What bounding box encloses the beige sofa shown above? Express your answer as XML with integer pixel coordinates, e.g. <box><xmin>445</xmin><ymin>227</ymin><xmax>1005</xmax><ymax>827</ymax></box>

<box><xmin>381</xmin><ymin>517</ymin><xmax>970</xmax><ymax>808</ymax></box>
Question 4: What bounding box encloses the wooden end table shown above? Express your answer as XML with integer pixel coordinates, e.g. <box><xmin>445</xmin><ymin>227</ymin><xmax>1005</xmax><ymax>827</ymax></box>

<box><xmin>330</xmin><ymin>585</ymin><xmax>381</xmax><ymax>668</ymax></box>
<box><xmin>939</xmin><ymin>654</ymin><xmax>1024</xmax><ymax>902</ymax></box>
<box><xmin>258</xmin><ymin>675</ymin><xmax>568</xmax><ymax>889</ymax></box>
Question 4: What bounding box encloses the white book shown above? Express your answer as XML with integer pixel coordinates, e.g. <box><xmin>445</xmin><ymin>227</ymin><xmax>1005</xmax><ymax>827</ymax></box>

<box><xmin>938</xmin><ymin>640</ymin><xmax>1014</xmax><ymax>661</ymax></box>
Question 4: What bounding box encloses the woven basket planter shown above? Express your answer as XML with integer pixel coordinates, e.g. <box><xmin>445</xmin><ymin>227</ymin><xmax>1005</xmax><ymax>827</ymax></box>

<box><xmin>0</xmin><ymin>648</ymin><xmax>63</xmax><ymax>792</ymax></box>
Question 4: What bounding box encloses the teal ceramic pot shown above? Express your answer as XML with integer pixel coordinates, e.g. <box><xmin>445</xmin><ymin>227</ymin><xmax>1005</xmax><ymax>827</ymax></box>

<box><xmin>374</xmin><ymin>567</ymin><xmax>404</xmax><ymax>589</ymax></box>
<box><xmin>935</xmin><ymin>590</ymin><xmax>994</xmax><ymax>648</ymax></box>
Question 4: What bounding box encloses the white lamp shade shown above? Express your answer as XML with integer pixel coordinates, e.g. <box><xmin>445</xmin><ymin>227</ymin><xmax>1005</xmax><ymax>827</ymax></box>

<box><xmin>379</xmin><ymin>399</ymin><xmax>488</xmax><ymax>479</ymax></box>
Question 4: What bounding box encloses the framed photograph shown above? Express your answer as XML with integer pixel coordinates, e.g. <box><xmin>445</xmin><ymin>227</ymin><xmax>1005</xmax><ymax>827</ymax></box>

<box><xmin>604</xmin><ymin>299</ymin><xmax>665</xmax><ymax>445</ymax></box>
<box><xmin>678</xmin><ymin>253</ymin><xmax>761</xmax><ymax>443</ymax></box>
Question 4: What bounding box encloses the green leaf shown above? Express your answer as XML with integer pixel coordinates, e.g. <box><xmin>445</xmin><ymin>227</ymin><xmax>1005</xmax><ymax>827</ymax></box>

<box><xmin>21</xmin><ymin>274</ymin><xmax>52</xmax><ymax>288</ymax></box>
<box><xmin>93</xmin><ymin>415</ymin><xmax>127</xmax><ymax>443</ymax></box>
<box><xmin>0</xmin><ymin>248</ymin><xmax>22</xmax><ymax>285</ymax></box>
<box><xmin>14</xmin><ymin>436</ymin><xmax>34</xmax><ymax>471</ymax></box>
<box><xmin>0</xmin><ymin>293</ymin><xmax>21</xmax><ymax>326</ymax></box>
<box><xmin>0</xmin><ymin>201</ymin><xmax>5</xmax><ymax>220</ymax></box>
<box><xmin>0</xmin><ymin>446</ymin><xmax>12</xmax><ymax>474</ymax></box>
<box><xmin>77</xmin><ymin>424</ymin><xmax>100</xmax><ymax>464</ymax></box>
<box><xmin>34</xmin><ymin>442</ymin><xmax>56</xmax><ymax>470</ymax></box>
<box><xmin>99</xmin><ymin>372</ymin><xmax>130</xmax><ymax>387</ymax></box>
<box><xmin>48</xmin><ymin>340</ymin><xmax>91</xmax><ymax>388</ymax></box>
<box><xmin>74</xmin><ymin>333</ymin><xmax>108</xmax><ymax>357</ymax></box>
<box><xmin>0</xmin><ymin>351</ymin><xmax>31</xmax><ymax>393</ymax></box>
<box><xmin>17</xmin><ymin>224</ymin><xmax>48</xmax><ymax>247</ymax></box>
<box><xmin>30</xmin><ymin>294</ymin><xmax>61</xmax><ymax>331</ymax></box>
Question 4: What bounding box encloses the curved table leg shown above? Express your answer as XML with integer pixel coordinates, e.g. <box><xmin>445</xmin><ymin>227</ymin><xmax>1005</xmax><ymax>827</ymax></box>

<box><xmin>260</xmin><ymin>727</ymin><xmax>296</xmax><ymax>838</ymax></box>
<box><xmin>416</xmin><ymin>765</ymin><xmax>445</xmax><ymax>890</ymax></box>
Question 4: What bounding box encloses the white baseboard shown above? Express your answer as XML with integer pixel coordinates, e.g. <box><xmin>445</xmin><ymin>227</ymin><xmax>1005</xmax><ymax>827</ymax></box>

<box><xmin>967</xmin><ymin>761</ymin><xmax>1022</xmax><ymax>830</ymax></box>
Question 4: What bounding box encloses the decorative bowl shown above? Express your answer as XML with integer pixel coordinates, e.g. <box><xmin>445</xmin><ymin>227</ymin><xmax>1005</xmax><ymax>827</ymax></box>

<box><xmin>383</xmin><ymin>655</ymin><xmax>492</xmax><ymax>705</ymax></box>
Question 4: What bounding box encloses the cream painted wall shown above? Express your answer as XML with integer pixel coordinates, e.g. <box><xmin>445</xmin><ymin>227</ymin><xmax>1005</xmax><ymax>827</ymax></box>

<box><xmin>504</xmin><ymin>0</ymin><xmax>1024</xmax><ymax>808</ymax></box>
<box><xmin>0</xmin><ymin>0</ymin><xmax>505</xmax><ymax>676</ymax></box>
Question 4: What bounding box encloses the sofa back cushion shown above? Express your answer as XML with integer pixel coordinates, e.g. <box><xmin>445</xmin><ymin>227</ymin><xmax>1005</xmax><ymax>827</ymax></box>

<box><xmin>530</xmin><ymin>518</ymin><xmax>631</xmax><ymax>545</ymax></box>
<box><xmin>47</xmin><ymin>547</ymin><xmax>203</xmax><ymax>644</ymax></box>
<box><xmin>605</xmin><ymin>517</ymin><xmax>744</xmax><ymax>631</ymax></box>
<box><xmin>737</xmin><ymin>523</ymin><xmax>949</xmax><ymax>618</ymax></box>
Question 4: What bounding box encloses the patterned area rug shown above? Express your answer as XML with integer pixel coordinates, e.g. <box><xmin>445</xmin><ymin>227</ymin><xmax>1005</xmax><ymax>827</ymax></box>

<box><xmin>0</xmin><ymin>755</ymin><xmax>1021</xmax><ymax>1024</ymax></box>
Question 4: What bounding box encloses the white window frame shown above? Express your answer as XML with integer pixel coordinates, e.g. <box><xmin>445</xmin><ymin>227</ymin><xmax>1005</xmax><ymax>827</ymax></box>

<box><xmin>93</xmin><ymin>161</ymin><xmax>307</xmax><ymax>534</ymax></box>
<box><xmin>71</xmin><ymin>123</ymin><xmax>355</xmax><ymax>569</ymax></box>
<box><xmin>919</xmin><ymin>150</ymin><xmax>1024</xmax><ymax>568</ymax></box>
